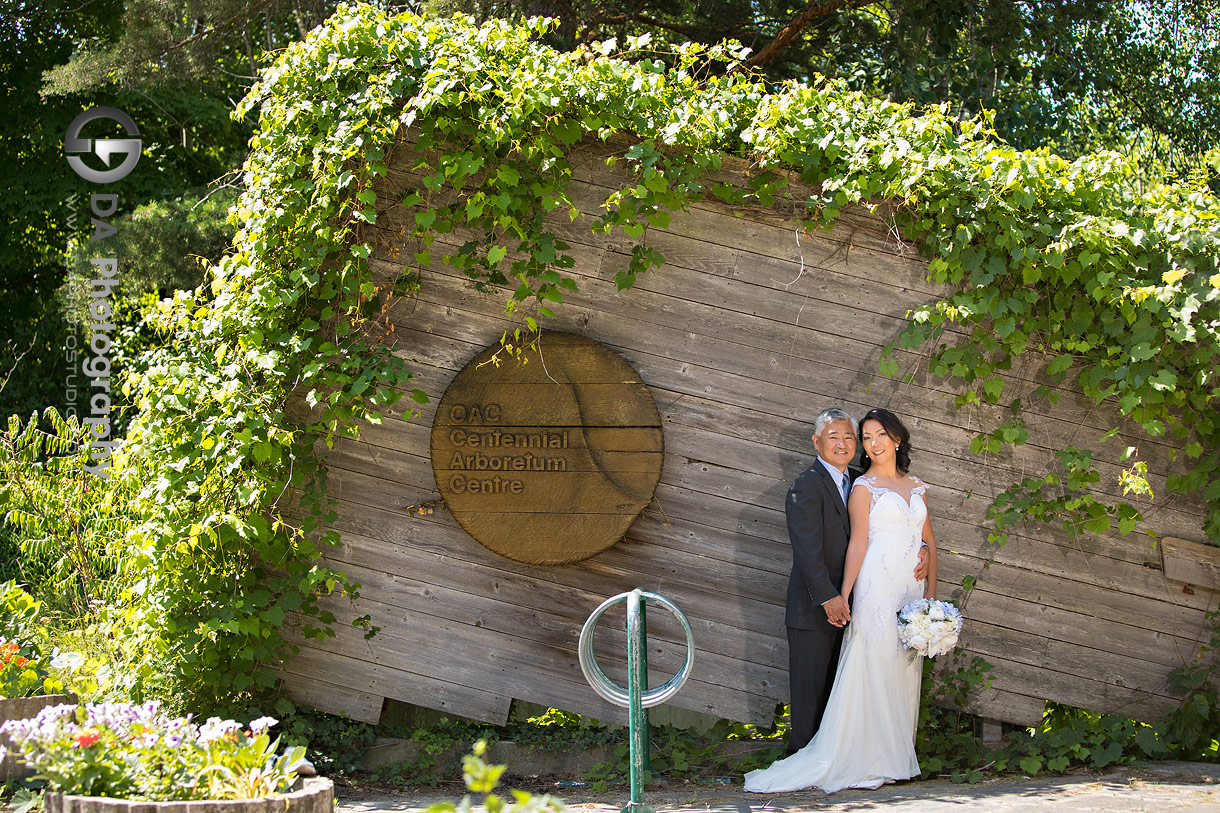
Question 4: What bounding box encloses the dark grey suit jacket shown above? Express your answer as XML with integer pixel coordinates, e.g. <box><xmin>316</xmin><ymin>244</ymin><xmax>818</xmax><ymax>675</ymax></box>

<box><xmin>784</xmin><ymin>460</ymin><xmax>853</xmax><ymax>631</ymax></box>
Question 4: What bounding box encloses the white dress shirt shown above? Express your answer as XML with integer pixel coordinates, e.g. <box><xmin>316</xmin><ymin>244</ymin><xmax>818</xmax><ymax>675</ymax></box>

<box><xmin>817</xmin><ymin>455</ymin><xmax>850</xmax><ymax>507</ymax></box>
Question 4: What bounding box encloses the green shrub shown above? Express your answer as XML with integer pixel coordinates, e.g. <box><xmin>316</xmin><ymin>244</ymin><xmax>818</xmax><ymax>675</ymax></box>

<box><xmin>0</xmin><ymin>581</ymin><xmax>64</xmax><ymax>698</ymax></box>
<box><xmin>0</xmin><ymin>410</ymin><xmax>122</xmax><ymax>619</ymax></box>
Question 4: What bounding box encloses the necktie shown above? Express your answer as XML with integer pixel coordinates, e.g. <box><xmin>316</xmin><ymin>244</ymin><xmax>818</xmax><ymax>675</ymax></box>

<box><xmin>841</xmin><ymin>475</ymin><xmax>850</xmax><ymax>506</ymax></box>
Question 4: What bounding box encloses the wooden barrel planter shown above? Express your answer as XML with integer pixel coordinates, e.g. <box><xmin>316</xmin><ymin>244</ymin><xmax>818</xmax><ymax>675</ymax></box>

<box><xmin>45</xmin><ymin>778</ymin><xmax>334</xmax><ymax>813</ymax></box>
<box><xmin>0</xmin><ymin>694</ymin><xmax>76</xmax><ymax>782</ymax></box>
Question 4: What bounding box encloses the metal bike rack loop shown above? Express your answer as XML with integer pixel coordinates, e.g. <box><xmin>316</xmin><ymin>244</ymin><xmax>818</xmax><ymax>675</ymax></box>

<box><xmin>578</xmin><ymin>589</ymin><xmax>695</xmax><ymax>813</ymax></box>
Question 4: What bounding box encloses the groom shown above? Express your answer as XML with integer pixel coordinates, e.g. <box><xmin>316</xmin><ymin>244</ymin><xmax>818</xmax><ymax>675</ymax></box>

<box><xmin>784</xmin><ymin>407</ymin><xmax>927</xmax><ymax>754</ymax></box>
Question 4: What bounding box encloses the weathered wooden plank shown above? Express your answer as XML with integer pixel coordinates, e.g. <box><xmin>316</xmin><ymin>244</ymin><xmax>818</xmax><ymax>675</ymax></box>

<box><xmin>325</xmin><ymin>552</ymin><xmax>788</xmax><ymax>699</ymax></box>
<box><xmin>318</xmin><ymin>477</ymin><xmax>793</xmax><ymax>638</ymax></box>
<box><xmin>937</xmin><ymin>523</ymin><xmax>1215</xmax><ymax>613</ymax></box>
<box><xmin>961</xmin><ymin>620</ymin><xmax>1179</xmax><ymax>704</ymax></box>
<box><xmin>318</xmin><ymin>439</ymin><xmax>1211</xmax><ymax>617</ymax></box>
<box><xmin>281</xmin><ymin>642</ymin><xmax>514</xmax><ymax>724</ymax></box>
<box><xmin>277</xmin><ymin>669</ymin><xmax>384</xmax><ymax>725</ymax></box>
<box><xmin>306</xmin><ymin>591</ymin><xmax>776</xmax><ymax>725</ymax></box>
<box><xmin>1162</xmin><ymin>536</ymin><xmax>1220</xmax><ymax>591</ymax></box>
<box><xmin>961</xmin><ymin>646</ymin><xmax>1180</xmax><ymax>723</ymax></box>
<box><xmin>372</xmin><ymin>177</ymin><xmax>1184</xmax><ymax>471</ymax></box>
<box><xmin>927</xmin><ymin>658</ymin><xmax>1047</xmax><ymax>727</ymax></box>
<box><xmin>935</xmin><ymin>555</ymin><xmax>1217</xmax><ymax>642</ymax></box>
<box><xmin>317</xmin><ymin>451</ymin><xmax>1220</xmax><ymax>712</ymax></box>
<box><xmin>951</xmin><ymin>690</ymin><xmax>1047</xmax><ymax>729</ymax></box>
<box><xmin>961</xmin><ymin>589</ymin><xmax>1204</xmax><ymax>671</ymax></box>
<box><xmin>379</xmin><ymin>263</ymin><xmax>1195</xmax><ymax>489</ymax></box>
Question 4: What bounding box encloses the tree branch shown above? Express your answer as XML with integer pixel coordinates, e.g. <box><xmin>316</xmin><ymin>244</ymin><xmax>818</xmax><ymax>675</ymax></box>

<box><xmin>733</xmin><ymin>0</ymin><xmax>881</xmax><ymax>72</ymax></box>
<box><xmin>586</xmin><ymin>12</ymin><xmax>742</xmax><ymax>41</ymax></box>
<box><xmin>174</xmin><ymin>0</ymin><xmax>280</xmax><ymax>51</ymax></box>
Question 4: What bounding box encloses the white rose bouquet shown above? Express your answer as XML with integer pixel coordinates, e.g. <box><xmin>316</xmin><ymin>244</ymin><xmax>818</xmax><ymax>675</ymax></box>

<box><xmin>897</xmin><ymin>598</ymin><xmax>962</xmax><ymax>657</ymax></box>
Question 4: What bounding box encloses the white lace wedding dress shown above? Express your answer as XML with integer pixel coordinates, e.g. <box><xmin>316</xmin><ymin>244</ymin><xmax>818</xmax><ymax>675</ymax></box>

<box><xmin>745</xmin><ymin>475</ymin><xmax>928</xmax><ymax>794</ymax></box>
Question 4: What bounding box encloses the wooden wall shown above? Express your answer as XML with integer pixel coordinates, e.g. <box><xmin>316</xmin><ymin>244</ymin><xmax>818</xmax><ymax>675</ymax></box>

<box><xmin>278</xmin><ymin>135</ymin><xmax>1220</xmax><ymax>729</ymax></box>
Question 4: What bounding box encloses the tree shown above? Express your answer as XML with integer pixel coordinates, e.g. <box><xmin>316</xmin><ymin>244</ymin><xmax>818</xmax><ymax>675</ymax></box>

<box><xmin>0</xmin><ymin>0</ymin><xmax>122</xmax><ymax>420</ymax></box>
<box><xmin>41</xmin><ymin>0</ymin><xmax>333</xmax><ymax>94</ymax></box>
<box><xmin>427</xmin><ymin>0</ymin><xmax>1218</xmax><ymax>179</ymax></box>
<box><xmin>1053</xmin><ymin>0</ymin><xmax>1220</xmax><ymax>180</ymax></box>
<box><xmin>0</xmin><ymin>0</ymin><xmax>329</xmax><ymax>422</ymax></box>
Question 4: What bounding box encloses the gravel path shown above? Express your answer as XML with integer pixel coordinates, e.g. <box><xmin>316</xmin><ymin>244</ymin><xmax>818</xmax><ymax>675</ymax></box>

<box><xmin>335</xmin><ymin>761</ymin><xmax>1220</xmax><ymax>812</ymax></box>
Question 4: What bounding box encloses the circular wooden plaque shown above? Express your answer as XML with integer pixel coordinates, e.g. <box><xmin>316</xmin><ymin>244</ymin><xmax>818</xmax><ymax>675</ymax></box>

<box><xmin>431</xmin><ymin>332</ymin><xmax>664</xmax><ymax>565</ymax></box>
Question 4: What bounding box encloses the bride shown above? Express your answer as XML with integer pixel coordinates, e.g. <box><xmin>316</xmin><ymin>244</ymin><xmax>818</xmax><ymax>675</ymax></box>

<box><xmin>746</xmin><ymin>407</ymin><xmax>940</xmax><ymax>794</ymax></box>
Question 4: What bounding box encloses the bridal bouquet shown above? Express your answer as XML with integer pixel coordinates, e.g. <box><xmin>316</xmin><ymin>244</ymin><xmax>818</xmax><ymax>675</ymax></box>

<box><xmin>897</xmin><ymin>598</ymin><xmax>962</xmax><ymax>657</ymax></box>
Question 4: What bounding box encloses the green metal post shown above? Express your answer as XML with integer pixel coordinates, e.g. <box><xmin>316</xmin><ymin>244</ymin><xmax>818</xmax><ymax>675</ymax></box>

<box><xmin>624</xmin><ymin>589</ymin><xmax>652</xmax><ymax>813</ymax></box>
<box><xmin>577</xmin><ymin>589</ymin><xmax>693</xmax><ymax>813</ymax></box>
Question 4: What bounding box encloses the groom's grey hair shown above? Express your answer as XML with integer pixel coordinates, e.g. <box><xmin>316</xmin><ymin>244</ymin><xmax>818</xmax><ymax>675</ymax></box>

<box><xmin>814</xmin><ymin>407</ymin><xmax>858</xmax><ymax>436</ymax></box>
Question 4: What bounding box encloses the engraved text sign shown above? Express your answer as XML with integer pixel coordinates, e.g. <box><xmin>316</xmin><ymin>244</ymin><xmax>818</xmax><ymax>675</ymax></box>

<box><xmin>431</xmin><ymin>333</ymin><xmax>664</xmax><ymax>565</ymax></box>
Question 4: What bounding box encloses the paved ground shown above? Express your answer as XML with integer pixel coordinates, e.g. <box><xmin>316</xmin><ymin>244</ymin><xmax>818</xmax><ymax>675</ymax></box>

<box><xmin>336</xmin><ymin>762</ymin><xmax>1220</xmax><ymax>812</ymax></box>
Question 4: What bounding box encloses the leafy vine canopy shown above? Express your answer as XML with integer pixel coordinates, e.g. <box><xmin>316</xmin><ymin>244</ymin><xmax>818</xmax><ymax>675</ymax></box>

<box><xmin>112</xmin><ymin>0</ymin><xmax>1218</xmax><ymax>703</ymax></box>
<box><xmin>228</xmin><ymin>2</ymin><xmax>1218</xmax><ymax>543</ymax></box>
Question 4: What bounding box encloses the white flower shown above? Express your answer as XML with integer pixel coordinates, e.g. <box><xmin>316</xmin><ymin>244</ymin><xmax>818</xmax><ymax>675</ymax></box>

<box><xmin>248</xmin><ymin>716</ymin><xmax>278</xmax><ymax>734</ymax></box>
<box><xmin>197</xmin><ymin>717</ymin><xmax>243</xmax><ymax>743</ymax></box>
<box><xmin>50</xmin><ymin>650</ymin><xmax>85</xmax><ymax>671</ymax></box>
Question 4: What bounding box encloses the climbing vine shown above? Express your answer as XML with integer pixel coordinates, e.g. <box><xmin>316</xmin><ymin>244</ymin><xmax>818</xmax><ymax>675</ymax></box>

<box><xmin>107</xmin><ymin>4</ymin><xmax>1218</xmax><ymax>704</ymax></box>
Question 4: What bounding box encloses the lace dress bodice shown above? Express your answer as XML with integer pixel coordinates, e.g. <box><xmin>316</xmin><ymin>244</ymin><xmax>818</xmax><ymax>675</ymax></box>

<box><xmin>849</xmin><ymin>475</ymin><xmax>928</xmax><ymax>645</ymax></box>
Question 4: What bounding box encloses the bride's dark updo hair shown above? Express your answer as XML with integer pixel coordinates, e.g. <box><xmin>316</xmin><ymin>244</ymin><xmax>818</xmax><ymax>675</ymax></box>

<box><xmin>858</xmin><ymin>408</ymin><xmax>912</xmax><ymax>474</ymax></box>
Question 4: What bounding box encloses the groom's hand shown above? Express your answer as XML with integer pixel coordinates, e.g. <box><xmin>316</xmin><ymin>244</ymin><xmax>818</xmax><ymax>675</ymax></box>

<box><xmin>822</xmin><ymin>594</ymin><xmax>851</xmax><ymax>627</ymax></box>
<box><xmin>912</xmin><ymin>542</ymin><xmax>927</xmax><ymax>578</ymax></box>
<box><xmin>914</xmin><ymin>545</ymin><xmax>930</xmax><ymax>581</ymax></box>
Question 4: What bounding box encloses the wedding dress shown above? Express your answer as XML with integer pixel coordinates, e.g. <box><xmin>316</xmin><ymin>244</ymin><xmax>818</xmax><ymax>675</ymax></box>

<box><xmin>745</xmin><ymin>475</ymin><xmax>928</xmax><ymax>794</ymax></box>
